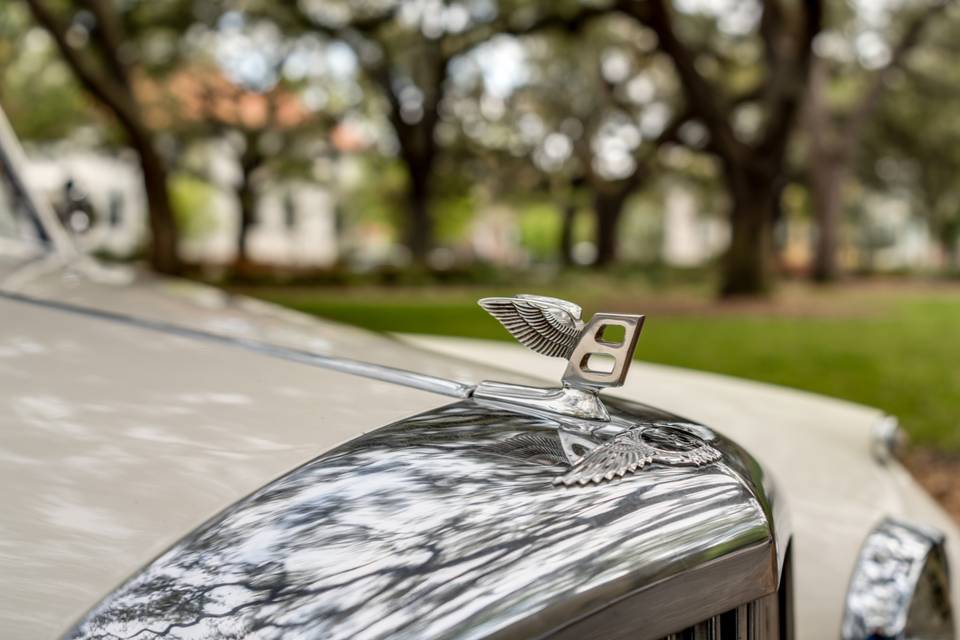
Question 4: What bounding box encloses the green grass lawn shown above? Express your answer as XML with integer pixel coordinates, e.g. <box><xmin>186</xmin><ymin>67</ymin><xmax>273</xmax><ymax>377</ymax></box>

<box><xmin>234</xmin><ymin>281</ymin><xmax>960</xmax><ymax>451</ymax></box>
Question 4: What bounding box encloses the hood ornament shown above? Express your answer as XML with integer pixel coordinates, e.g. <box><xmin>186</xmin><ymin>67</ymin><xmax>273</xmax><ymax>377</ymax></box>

<box><xmin>474</xmin><ymin>294</ymin><xmax>644</xmax><ymax>422</ymax></box>
<box><xmin>472</xmin><ymin>294</ymin><xmax>721</xmax><ymax>485</ymax></box>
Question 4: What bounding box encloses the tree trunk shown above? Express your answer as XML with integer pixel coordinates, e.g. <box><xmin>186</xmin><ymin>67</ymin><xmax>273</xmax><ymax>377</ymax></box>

<box><xmin>386</xmin><ymin>63</ymin><xmax>441</xmax><ymax>265</ymax></box>
<box><xmin>806</xmin><ymin>57</ymin><xmax>846</xmax><ymax>285</ymax></box>
<box><xmin>941</xmin><ymin>226</ymin><xmax>960</xmax><ymax>273</ymax></box>
<box><xmin>404</xmin><ymin>160</ymin><xmax>433</xmax><ymax>263</ymax></box>
<box><xmin>721</xmin><ymin>166</ymin><xmax>779</xmax><ymax>297</ymax></box>
<box><xmin>128</xmin><ymin>127</ymin><xmax>180</xmax><ymax>274</ymax></box>
<box><xmin>810</xmin><ymin>156</ymin><xmax>846</xmax><ymax>282</ymax></box>
<box><xmin>559</xmin><ymin>202</ymin><xmax>576</xmax><ymax>266</ymax></box>
<box><xmin>592</xmin><ymin>189</ymin><xmax>629</xmax><ymax>268</ymax></box>
<box><xmin>21</xmin><ymin>0</ymin><xmax>181</xmax><ymax>275</ymax></box>
<box><xmin>236</xmin><ymin>166</ymin><xmax>256</xmax><ymax>266</ymax></box>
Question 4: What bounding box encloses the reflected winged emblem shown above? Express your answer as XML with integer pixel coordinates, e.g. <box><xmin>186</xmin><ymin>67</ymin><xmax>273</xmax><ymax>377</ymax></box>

<box><xmin>554</xmin><ymin>426</ymin><xmax>721</xmax><ymax>486</ymax></box>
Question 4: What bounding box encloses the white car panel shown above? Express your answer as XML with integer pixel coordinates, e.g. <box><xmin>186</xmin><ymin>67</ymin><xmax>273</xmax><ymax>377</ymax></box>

<box><xmin>0</xmin><ymin>298</ymin><xmax>450</xmax><ymax>639</ymax></box>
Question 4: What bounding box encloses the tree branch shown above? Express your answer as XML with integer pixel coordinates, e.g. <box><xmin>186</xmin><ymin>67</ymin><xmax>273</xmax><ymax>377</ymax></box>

<box><xmin>80</xmin><ymin>0</ymin><xmax>131</xmax><ymax>91</ymax></box>
<box><xmin>443</xmin><ymin>5</ymin><xmax>614</xmax><ymax>59</ymax></box>
<box><xmin>23</xmin><ymin>0</ymin><xmax>141</xmax><ymax>134</ymax></box>
<box><xmin>617</xmin><ymin>0</ymin><xmax>744</xmax><ymax>163</ymax></box>
<box><xmin>846</xmin><ymin>0</ymin><xmax>951</xmax><ymax>146</ymax></box>
<box><xmin>654</xmin><ymin>107</ymin><xmax>694</xmax><ymax>146</ymax></box>
<box><xmin>756</xmin><ymin>0</ymin><xmax>823</xmax><ymax>158</ymax></box>
<box><xmin>759</xmin><ymin>0</ymin><xmax>786</xmax><ymax>70</ymax></box>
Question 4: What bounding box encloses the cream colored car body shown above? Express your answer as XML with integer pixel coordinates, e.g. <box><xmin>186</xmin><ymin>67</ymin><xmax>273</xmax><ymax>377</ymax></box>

<box><xmin>2</xmin><ymin>257</ymin><xmax>958</xmax><ymax>639</ymax></box>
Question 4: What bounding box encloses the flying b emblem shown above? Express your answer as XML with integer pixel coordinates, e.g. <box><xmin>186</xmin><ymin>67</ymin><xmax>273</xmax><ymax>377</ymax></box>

<box><xmin>473</xmin><ymin>294</ymin><xmax>720</xmax><ymax>485</ymax></box>
<box><xmin>478</xmin><ymin>294</ymin><xmax>644</xmax><ymax>394</ymax></box>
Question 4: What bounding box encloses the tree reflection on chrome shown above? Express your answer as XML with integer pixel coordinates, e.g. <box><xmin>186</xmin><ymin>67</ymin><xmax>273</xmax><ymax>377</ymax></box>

<box><xmin>69</xmin><ymin>401</ymin><xmax>772</xmax><ymax>640</ymax></box>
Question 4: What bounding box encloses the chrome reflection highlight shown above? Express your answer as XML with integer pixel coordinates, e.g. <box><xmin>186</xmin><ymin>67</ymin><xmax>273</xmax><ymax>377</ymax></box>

<box><xmin>68</xmin><ymin>398</ymin><xmax>786</xmax><ymax>640</ymax></box>
<box><xmin>871</xmin><ymin>415</ymin><xmax>907</xmax><ymax>465</ymax></box>
<box><xmin>842</xmin><ymin>518</ymin><xmax>954</xmax><ymax>640</ymax></box>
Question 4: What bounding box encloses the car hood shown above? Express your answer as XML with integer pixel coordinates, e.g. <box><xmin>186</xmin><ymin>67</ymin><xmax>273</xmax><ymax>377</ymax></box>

<box><xmin>2</xmin><ymin>257</ymin><xmax>958</xmax><ymax>639</ymax></box>
<box><xmin>0</xmin><ymin>257</ymin><xmax>529</xmax><ymax>387</ymax></box>
<box><xmin>0</xmin><ymin>259</ymin><xmax>540</xmax><ymax>638</ymax></box>
<box><xmin>0</xmin><ymin>294</ymin><xmax>457</xmax><ymax>638</ymax></box>
<box><xmin>66</xmin><ymin>397</ymin><xmax>781</xmax><ymax>640</ymax></box>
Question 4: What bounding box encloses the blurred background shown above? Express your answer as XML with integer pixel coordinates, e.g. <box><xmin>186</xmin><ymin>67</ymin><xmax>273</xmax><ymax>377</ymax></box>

<box><xmin>1</xmin><ymin>0</ymin><xmax>958</xmax><ymax>514</ymax></box>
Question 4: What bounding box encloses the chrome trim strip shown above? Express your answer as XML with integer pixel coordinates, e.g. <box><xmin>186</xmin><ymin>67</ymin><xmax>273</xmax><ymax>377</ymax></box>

<box><xmin>841</xmin><ymin>518</ymin><xmax>955</xmax><ymax>640</ymax></box>
<box><xmin>0</xmin><ymin>290</ymin><xmax>473</xmax><ymax>399</ymax></box>
<box><xmin>67</xmin><ymin>397</ymin><xmax>787</xmax><ymax>640</ymax></box>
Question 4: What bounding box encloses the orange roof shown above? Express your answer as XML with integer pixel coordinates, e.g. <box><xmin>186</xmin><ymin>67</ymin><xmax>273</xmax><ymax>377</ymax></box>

<box><xmin>136</xmin><ymin>66</ymin><xmax>312</xmax><ymax>131</ymax></box>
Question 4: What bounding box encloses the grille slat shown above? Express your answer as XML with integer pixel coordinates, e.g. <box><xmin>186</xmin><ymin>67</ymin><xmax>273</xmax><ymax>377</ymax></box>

<box><xmin>659</xmin><ymin>594</ymin><xmax>779</xmax><ymax>640</ymax></box>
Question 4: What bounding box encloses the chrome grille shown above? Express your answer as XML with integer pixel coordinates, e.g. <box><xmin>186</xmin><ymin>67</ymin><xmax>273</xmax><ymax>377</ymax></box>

<box><xmin>661</xmin><ymin>593</ymin><xmax>780</xmax><ymax>640</ymax></box>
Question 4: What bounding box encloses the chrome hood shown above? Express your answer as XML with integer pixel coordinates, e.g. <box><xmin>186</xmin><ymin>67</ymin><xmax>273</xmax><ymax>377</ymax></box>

<box><xmin>67</xmin><ymin>397</ymin><xmax>786</xmax><ymax>640</ymax></box>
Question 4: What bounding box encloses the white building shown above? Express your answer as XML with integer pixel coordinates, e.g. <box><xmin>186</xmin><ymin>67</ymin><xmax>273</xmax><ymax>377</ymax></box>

<box><xmin>23</xmin><ymin>145</ymin><xmax>340</xmax><ymax>267</ymax></box>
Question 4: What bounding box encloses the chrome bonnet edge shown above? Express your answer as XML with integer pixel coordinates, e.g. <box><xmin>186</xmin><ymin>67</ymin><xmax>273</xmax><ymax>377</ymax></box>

<box><xmin>66</xmin><ymin>395</ymin><xmax>789</xmax><ymax>640</ymax></box>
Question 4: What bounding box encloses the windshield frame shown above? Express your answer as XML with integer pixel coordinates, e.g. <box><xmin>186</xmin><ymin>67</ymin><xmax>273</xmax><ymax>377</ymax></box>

<box><xmin>0</xmin><ymin>105</ymin><xmax>75</xmax><ymax>258</ymax></box>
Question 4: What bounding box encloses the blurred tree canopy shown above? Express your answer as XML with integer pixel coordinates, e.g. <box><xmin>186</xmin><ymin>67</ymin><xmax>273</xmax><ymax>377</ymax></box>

<box><xmin>4</xmin><ymin>0</ymin><xmax>958</xmax><ymax>294</ymax></box>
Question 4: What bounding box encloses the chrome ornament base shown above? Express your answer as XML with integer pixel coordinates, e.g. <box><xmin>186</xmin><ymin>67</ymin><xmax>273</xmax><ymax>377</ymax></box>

<box><xmin>473</xmin><ymin>381</ymin><xmax>611</xmax><ymax>422</ymax></box>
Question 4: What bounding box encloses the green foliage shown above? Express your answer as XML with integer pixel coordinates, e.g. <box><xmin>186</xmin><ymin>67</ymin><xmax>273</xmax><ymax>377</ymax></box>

<box><xmin>516</xmin><ymin>202</ymin><xmax>562</xmax><ymax>260</ymax></box>
<box><xmin>618</xmin><ymin>194</ymin><xmax>664</xmax><ymax>263</ymax></box>
<box><xmin>434</xmin><ymin>192</ymin><xmax>475</xmax><ymax>244</ymax></box>
<box><xmin>860</xmin><ymin>27</ymin><xmax>960</xmax><ymax>260</ymax></box>
<box><xmin>341</xmin><ymin>157</ymin><xmax>406</xmax><ymax>233</ymax></box>
<box><xmin>170</xmin><ymin>175</ymin><xmax>218</xmax><ymax>239</ymax></box>
<box><xmin>0</xmin><ymin>5</ymin><xmax>94</xmax><ymax>141</ymax></box>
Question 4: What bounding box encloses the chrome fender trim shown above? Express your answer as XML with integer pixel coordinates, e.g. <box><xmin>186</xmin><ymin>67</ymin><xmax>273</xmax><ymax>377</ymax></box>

<box><xmin>841</xmin><ymin>518</ymin><xmax>955</xmax><ymax>640</ymax></box>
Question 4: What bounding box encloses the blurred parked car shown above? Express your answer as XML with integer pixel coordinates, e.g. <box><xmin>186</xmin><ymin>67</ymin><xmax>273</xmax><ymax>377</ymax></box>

<box><xmin>0</xmin><ymin>107</ymin><xmax>956</xmax><ymax>640</ymax></box>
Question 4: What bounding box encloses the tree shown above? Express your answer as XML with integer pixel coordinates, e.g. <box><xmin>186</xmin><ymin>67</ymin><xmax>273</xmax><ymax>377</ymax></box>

<box><xmin>142</xmin><ymin>57</ymin><xmax>334</xmax><ymax>267</ymax></box>
<box><xmin>859</xmin><ymin>9</ymin><xmax>960</xmax><ymax>272</ymax></box>
<box><xmin>452</xmin><ymin>23</ymin><xmax>686</xmax><ymax>267</ymax></box>
<box><xmin>0</xmin><ymin>3</ymin><xmax>91</xmax><ymax>141</ymax></box>
<box><xmin>23</xmin><ymin>0</ymin><xmax>184</xmax><ymax>273</ymax></box>
<box><xmin>618</xmin><ymin>0</ymin><xmax>822</xmax><ymax>295</ymax></box>
<box><xmin>254</xmin><ymin>1</ymin><xmax>611</xmax><ymax>264</ymax></box>
<box><xmin>806</xmin><ymin>0</ymin><xmax>950</xmax><ymax>282</ymax></box>
<box><xmin>553</xmin><ymin>32</ymin><xmax>684</xmax><ymax>268</ymax></box>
